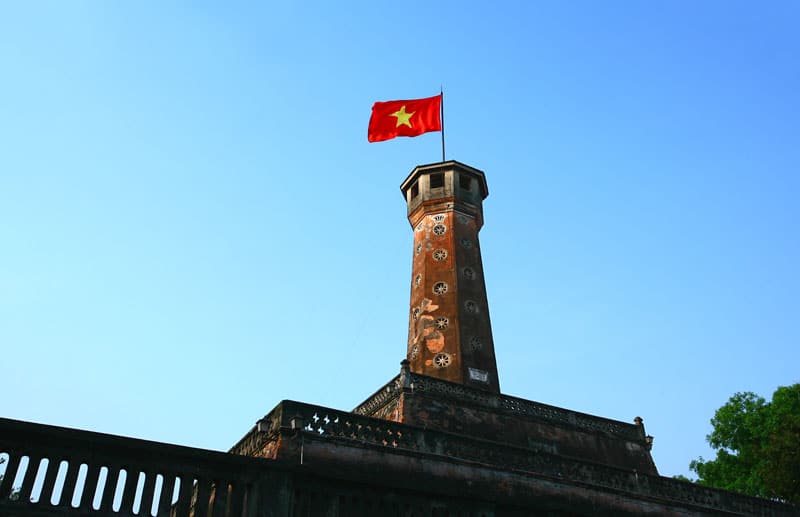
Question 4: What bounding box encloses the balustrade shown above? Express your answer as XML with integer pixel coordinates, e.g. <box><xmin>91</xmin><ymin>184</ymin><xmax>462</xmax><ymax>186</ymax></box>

<box><xmin>3</xmin><ymin>404</ymin><xmax>795</xmax><ymax>517</ymax></box>
<box><xmin>0</xmin><ymin>417</ymin><xmax>277</xmax><ymax>517</ymax></box>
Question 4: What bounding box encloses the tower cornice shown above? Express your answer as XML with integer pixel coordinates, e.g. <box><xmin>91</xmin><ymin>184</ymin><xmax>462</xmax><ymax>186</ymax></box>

<box><xmin>406</xmin><ymin>197</ymin><xmax>484</xmax><ymax>231</ymax></box>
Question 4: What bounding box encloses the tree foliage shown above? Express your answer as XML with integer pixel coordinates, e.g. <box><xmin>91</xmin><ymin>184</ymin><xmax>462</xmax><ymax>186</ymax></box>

<box><xmin>690</xmin><ymin>383</ymin><xmax>800</xmax><ymax>504</ymax></box>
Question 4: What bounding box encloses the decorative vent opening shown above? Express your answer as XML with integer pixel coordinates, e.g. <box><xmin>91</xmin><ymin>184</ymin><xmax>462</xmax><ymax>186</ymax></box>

<box><xmin>457</xmin><ymin>213</ymin><xmax>470</xmax><ymax>225</ymax></box>
<box><xmin>433</xmin><ymin>352</ymin><xmax>451</xmax><ymax>368</ymax></box>
<box><xmin>414</xmin><ymin>274</ymin><xmax>422</xmax><ymax>288</ymax></box>
<box><xmin>432</xmin><ymin>249</ymin><xmax>448</xmax><ymax>261</ymax></box>
<box><xmin>433</xmin><ymin>282</ymin><xmax>448</xmax><ymax>295</ymax></box>
<box><xmin>459</xmin><ymin>174</ymin><xmax>472</xmax><ymax>191</ymax></box>
<box><xmin>433</xmin><ymin>224</ymin><xmax>447</xmax><ymax>236</ymax></box>
<box><xmin>412</xmin><ymin>307</ymin><xmax>420</xmax><ymax>320</ymax></box>
<box><xmin>469</xmin><ymin>336</ymin><xmax>483</xmax><ymax>350</ymax></box>
<box><xmin>465</xmin><ymin>300</ymin><xmax>479</xmax><ymax>314</ymax></box>
<box><xmin>462</xmin><ymin>267</ymin><xmax>476</xmax><ymax>280</ymax></box>
<box><xmin>430</xmin><ymin>173</ymin><xmax>444</xmax><ymax>189</ymax></box>
<box><xmin>432</xmin><ymin>214</ymin><xmax>446</xmax><ymax>223</ymax></box>
<box><xmin>435</xmin><ymin>317</ymin><xmax>449</xmax><ymax>330</ymax></box>
<box><xmin>410</xmin><ymin>344</ymin><xmax>420</xmax><ymax>360</ymax></box>
<box><xmin>460</xmin><ymin>238</ymin><xmax>473</xmax><ymax>249</ymax></box>
<box><xmin>415</xmin><ymin>243</ymin><xmax>422</xmax><ymax>255</ymax></box>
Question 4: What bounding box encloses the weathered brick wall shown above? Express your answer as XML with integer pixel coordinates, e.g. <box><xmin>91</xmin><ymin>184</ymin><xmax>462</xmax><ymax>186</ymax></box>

<box><xmin>397</xmin><ymin>390</ymin><xmax>658</xmax><ymax>474</ymax></box>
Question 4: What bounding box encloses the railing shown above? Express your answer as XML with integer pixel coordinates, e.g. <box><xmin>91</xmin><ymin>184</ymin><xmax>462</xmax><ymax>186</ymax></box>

<box><xmin>0</xmin><ymin>417</ymin><xmax>284</xmax><ymax>517</ymax></box>
<box><xmin>351</xmin><ymin>374</ymin><xmax>402</xmax><ymax>417</ymax></box>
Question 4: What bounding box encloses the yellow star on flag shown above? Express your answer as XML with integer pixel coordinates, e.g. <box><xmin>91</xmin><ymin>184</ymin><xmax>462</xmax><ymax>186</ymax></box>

<box><xmin>390</xmin><ymin>105</ymin><xmax>415</xmax><ymax>128</ymax></box>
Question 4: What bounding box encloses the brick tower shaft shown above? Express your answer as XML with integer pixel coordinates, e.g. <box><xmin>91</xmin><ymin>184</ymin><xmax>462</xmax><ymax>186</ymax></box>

<box><xmin>400</xmin><ymin>161</ymin><xmax>500</xmax><ymax>393</ymax></box>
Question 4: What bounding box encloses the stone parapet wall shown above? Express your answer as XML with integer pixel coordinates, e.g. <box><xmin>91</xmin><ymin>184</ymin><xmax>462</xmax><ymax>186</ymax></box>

<box><xmin>354</xmin><ymin>371</ymin><xmax>647</xmax><ymax>443</ymax></box>
<box><xmin>233</xmin><ymin>400</ymin><xmax>796</xmax><ymax>517</ymax></box>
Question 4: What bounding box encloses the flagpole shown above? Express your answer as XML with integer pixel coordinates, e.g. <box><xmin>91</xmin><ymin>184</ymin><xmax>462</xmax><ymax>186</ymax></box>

<box><xmin>440</xmin><ymin>87</ymin><xmax>446</xmax><ymax>162</ymax></box>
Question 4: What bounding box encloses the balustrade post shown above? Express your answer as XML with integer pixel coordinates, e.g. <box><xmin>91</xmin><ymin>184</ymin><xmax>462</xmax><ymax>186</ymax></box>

<box><xmin>18</xmin><ymin>454</ymin><xmax>42</xmax><ymax>503</ymax></box>
<box><xmin>246</xmin><ymin>469</ymin><xmax>293</xmax><ymax>517</ymax></box>
<box><xmin>0</xmin><ymin>453</ymin><xmax>21</xmax><ymax>499</ymax></box>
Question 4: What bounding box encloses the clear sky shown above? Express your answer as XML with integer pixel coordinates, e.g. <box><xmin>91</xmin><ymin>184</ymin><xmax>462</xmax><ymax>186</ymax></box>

<box><xmin>1</xmin><ymin>2</ymin><xmax>798</xmax><ymax>479</ymax></box>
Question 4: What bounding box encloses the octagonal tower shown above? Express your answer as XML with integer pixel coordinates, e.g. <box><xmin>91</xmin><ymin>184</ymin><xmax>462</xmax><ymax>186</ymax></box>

<box><xmin>400</xmin><ymin>161</ymin><xmax>500</xmax><ymax>393</ymax></box>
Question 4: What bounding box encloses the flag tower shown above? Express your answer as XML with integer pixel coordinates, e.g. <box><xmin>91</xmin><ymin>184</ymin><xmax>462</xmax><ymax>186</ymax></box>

<box><xmin>401</xmin><ymin>160</ymin><xmax>501</xmax><ymax>392</ymax></box>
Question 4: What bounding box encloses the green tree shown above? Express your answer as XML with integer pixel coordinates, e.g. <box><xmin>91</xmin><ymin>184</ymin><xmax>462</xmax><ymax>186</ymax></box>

<box><xmin>690</xmin><ymin>383</ymin><xmax>800</xmax><ymax>504</ymax></box>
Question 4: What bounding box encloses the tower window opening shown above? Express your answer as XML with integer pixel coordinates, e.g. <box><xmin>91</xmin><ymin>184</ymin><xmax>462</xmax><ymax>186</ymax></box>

<box><xmin>459</xmin><ymin>174</ymin><xmax>472</xmax><ymax>191</ymax></box>
<box><xmin>429</xmin><ymin>173</ymin><xmax>444</xmax><ymax>189</ymax></box>
<box><xmin>410</xmin><ymin>182</ymin><xmax>419</xmax><ymax>199</ymax></box>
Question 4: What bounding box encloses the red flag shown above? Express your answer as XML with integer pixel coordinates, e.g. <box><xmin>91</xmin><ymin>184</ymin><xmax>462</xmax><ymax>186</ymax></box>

<box><xmin>368</xmin><ymin>94</ymin><xmax>442</xmax><ymax>142</ymax></box>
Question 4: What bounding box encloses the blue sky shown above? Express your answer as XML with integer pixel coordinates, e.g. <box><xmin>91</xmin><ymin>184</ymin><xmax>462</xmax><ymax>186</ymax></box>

<box><xmin>1</xmin><ymin>2</ymin><xmax>798</xmax><ymax>479</ymax></box>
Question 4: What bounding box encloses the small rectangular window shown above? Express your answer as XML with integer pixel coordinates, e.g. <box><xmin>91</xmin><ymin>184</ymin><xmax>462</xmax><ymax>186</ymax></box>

<box><xmin>459</xmin><ymin>174</ymin><xmax>472</xmax><ymax>191</ymax></box>
<box><xmin>430</xmin><ymin>173</ymin><xmax>444</xmax><ymax>189</ymax></box>
<box><xmin>411</xmin><ymin>182</ymin><xmax>419</xmax><ymax>199</ymax></box>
